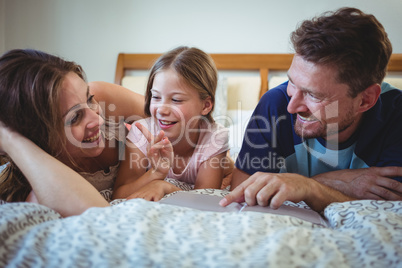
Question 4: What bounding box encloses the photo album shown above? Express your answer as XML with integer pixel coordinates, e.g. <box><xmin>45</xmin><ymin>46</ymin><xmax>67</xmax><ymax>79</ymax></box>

<box><xmin>159</xmin><ymin>191</ymin><xmax>328</xmax><ymax>226</ymax></box>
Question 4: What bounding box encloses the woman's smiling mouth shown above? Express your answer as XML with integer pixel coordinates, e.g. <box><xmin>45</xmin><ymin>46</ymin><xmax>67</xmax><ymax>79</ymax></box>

<box><xmin>83</xmin><ymin>131</ymin><xmax>101</xmax><ymax>143</ymax></box>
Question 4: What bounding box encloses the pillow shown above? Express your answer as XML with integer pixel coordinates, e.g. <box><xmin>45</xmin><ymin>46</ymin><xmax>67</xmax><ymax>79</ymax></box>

<box><xmin>226</xmin><ymin>76</ymin><xmax>261</xmax><ymax>111</ymax></box>
<box><xmin>383</xmin><ymin>77</ymin><xmax>402</xmax><ymax>90</ymax></box>
<box><xmin>121</xmin><ymin>76</ymin><xmax>148</xmax><ymax>95</ymax></box>
<box><xmin>212</xmin><ymin>77</ymin><xmax>228</xmax><ymax>124</ymax></box>
<box><xmin>227</xmin><ymin>109</ymin><xmax>254</xmax><ymax>160</ymax></box>
<box><xmin>269</xmin><ymin>76</ymin><xmax>288</xmax><ymax>89</ymax></box>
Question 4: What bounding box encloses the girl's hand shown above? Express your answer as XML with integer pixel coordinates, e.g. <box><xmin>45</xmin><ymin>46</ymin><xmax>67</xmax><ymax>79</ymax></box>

<box><xmin>135</xmin><ymin>122</ymin><xmax>173</xmax><ymax>177</ymax></box>
<box><xmin>126</xmin><ymin>180</ymin><xmax>180</xmax><ymax>201</ymax></box>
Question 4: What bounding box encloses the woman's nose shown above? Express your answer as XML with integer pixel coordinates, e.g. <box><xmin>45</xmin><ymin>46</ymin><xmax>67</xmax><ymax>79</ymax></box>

<box><xmin>86</xmin><ymin>107</ymin><xmax>104</xmax><ymax>129</ymax></box>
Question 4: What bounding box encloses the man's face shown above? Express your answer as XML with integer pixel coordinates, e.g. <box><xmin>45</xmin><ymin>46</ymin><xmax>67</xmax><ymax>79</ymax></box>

<box><xmin>286</xmin><ymin>54</ymin><xmax>363</xmax><ymax>143</ymax></box>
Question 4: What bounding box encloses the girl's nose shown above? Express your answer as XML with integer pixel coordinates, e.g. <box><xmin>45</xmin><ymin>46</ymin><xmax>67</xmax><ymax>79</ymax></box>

<box><xmin>157</xmin><ymin>104</ymin><xmax>171</xmax><ymax>116</ymax></box>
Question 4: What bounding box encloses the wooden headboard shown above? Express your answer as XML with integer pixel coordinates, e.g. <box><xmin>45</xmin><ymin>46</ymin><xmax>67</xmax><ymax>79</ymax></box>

<box><xmin>115</xmin><ymin>53</ymin><xmax>402</xmax><ymax>98</ymax></box>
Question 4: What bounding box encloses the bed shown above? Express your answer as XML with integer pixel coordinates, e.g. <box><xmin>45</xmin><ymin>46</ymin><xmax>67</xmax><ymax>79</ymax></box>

<box><xmin>1</xmin><ymin>53</ymin><xmax>402</xmax><ymax>267</ymax></box>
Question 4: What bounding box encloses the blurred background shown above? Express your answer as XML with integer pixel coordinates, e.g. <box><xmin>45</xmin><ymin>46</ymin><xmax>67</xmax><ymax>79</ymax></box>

<box><xmin>1</xmin><ymin>0</ymin><xmax>401</xmax><ymax>83</ymax></box>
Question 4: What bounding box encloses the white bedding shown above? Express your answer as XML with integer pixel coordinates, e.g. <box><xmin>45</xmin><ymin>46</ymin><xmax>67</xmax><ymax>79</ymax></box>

<box><xmin>1</xmin><ymin>189</ymin><xmax>401</xmax><ymax>267</ymax></box>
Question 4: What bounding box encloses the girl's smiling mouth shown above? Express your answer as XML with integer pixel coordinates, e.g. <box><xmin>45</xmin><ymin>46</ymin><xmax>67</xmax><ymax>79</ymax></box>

<box><xmin>159</xmin><ymin>120</ymin><xmax>177</xmax><ymax>129</ymax></box>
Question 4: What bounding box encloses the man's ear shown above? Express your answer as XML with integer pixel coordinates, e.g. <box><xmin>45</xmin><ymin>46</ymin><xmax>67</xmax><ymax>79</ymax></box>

<box><xmin>201</xmin><ymin>96</ymin><xmax>213</xmax><ymax>116</ymax></box>
<box><xmin>358</xmin><ymin>84</ymin><xmax>381</xmax><ymax>113</ymax></box>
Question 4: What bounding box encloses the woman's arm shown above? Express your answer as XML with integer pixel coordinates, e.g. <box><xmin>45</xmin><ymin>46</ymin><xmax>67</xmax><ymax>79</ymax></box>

<box><xmin>88</xmin><ymin>81</ymin><xmax>146</xmax><ymax>123</ymax></box>
<box><xmin>0</xmin><ymin>123</ymin><xmax>109</xmax><ymax>217</ymax></box>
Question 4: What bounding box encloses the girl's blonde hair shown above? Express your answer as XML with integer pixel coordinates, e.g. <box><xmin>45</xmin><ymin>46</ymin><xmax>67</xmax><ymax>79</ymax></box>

<box><xmin>144</xmin><ymin>46</ymin><xmax>218</xmax><ymax>122</ymax></box>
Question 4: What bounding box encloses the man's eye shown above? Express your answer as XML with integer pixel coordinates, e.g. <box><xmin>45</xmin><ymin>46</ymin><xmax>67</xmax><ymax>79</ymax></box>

<box><xmin>307</xmin><ymin>93</ymin><xmax>321</xmax><ymax>102</ymax></box>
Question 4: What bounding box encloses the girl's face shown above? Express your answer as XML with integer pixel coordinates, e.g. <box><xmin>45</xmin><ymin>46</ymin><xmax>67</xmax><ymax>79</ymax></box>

<box><xmin>60</xmin><ymin>72</ymin><xmax>105</xmax><ymax>160</ymax></box>
<box><xmin>149</xmin><ymin>68</ymin><xmax>212</xmax><ymax>143</ymax></box>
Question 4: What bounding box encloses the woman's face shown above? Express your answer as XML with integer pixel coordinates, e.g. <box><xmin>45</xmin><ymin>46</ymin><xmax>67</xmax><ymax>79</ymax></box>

<box><xmin>60</xmin><ymin>72</ymin><xmax>105</xmax><ymax>160</ymax></box>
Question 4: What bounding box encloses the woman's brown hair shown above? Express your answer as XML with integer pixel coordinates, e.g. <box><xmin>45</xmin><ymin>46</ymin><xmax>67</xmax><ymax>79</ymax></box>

<box><xmin>0</xmin><ymin>49</ymin><xmax>86</xmax><ymax>202</ymax></box>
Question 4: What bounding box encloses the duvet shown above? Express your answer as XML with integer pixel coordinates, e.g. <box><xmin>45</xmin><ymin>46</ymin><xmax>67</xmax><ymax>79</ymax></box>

<box><xmin>0</xmin><ymin>189</ymin><xmax>401</xmax><ymax>268</ymax></box>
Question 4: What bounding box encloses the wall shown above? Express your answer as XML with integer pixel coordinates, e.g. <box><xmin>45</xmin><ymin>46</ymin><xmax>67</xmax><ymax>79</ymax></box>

<box><xmin>3</xmin><ymin>0</ymin><xmax>402</xmax><ymax>83</ymax></box>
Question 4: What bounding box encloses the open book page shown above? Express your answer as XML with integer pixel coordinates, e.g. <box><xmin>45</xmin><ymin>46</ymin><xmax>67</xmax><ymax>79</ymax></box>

<box><xmin>159</xmin><ymin>191</ymin><xmax>328</xmax><ymax>226</ymax></box>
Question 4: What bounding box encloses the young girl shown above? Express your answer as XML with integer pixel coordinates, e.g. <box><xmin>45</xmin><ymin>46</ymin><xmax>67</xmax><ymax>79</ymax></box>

<box><xmin>113</xmin><ymin>46</ymin><xmax>232</xmax><ymax>200</ymax></box>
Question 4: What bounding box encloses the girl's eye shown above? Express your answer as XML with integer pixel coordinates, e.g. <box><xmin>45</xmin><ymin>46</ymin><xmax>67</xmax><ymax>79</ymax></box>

<box><xmin>172</xmin><ymin>98</ymin><xmax>182</xmax><ymax>103</ymax></box>
<box><xmin>151</xmin><ymin>95</ymin><xmax>161</xmax><ymax>100</ymax></box>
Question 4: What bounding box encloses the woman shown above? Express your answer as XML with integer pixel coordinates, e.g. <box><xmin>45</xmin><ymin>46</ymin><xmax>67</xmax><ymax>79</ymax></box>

<box><xmin>0</xmin><ymin>49</ymin><xmax>145</xmax><ymax>203</ymax></box>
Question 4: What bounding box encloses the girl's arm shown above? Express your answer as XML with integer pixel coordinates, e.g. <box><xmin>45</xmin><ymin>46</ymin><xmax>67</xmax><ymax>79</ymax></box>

<box><xmin>126</xmin><ymin>180</ymin><xmax>181</xmax><ymax>201</ymax></box>
<box><xmin>0</xmin><ymin>123</ymin><xmax>109</xmax><ymax>217</ymax></box>
<box><xmin>194</xmin><ymin>151</ymin><xmax>229</xmax><ymax>189</ymax></box>
<box><xmin>112</xmin><ymin>142</ymin><xmax>167</xmax><ymax>199</ymax></box>
<box><xmin>88</xmin><ymin>81</ymin><xmax>145</xmax><ymax>123</ymax></box>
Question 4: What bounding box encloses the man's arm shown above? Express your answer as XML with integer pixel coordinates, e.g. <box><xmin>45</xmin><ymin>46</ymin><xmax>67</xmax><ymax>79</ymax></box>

<box><xmin>312</xmin><ymin>167</ymin><xmax>402</xmax><ymax>200</ymax></box>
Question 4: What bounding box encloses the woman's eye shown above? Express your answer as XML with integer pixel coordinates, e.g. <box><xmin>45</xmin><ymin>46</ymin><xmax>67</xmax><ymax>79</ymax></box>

<box><xmin>87</xmin><ymin>95</ymin><xmax>98</xmax><ymax>110</ymax></box>
<box><xmin>66</xmin><ymin>112</ymin><xmax>82</xmax><ymax>126</ymax></box>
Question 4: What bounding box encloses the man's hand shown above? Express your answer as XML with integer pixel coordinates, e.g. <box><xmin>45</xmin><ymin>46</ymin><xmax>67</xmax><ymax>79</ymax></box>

<box><xmin>313</xmin><ymin>167</ymin><xmax>402</xmax><ymax>200</ymax></box>
<box><xmin>220</xmin><ymin>172</ymin><xmax>353</xmax><ymax>212</ymax></box>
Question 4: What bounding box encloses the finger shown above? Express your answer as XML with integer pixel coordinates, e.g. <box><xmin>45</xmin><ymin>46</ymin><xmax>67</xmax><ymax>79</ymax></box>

<box><xmin>149</xmin><ymin>138</ymin><xmax>171</xmax><ymax>154</ymax></box>
<box><xmin>373</xmin><ymin>166</ymin><xmax>402</xmax><ymax>178</ymax></box>
<box><xmin>369</xmin><ymin>184</ymin><xmax>401</xmax><ymax>200</ymax></box>
<box><xmin>375</xmin><ymin>177</ymin><xmax>402</xmax><ymax>195</ymax></box>
<box><xmin>254</xmin><ymin>184</ymin><xmax>278</xmax><ymax>207</ymax></box>
<box><xmin>243</xmin><ymin>179</ymin><xmax>268</xmax><ymax>206</ymax></box>
<box><xmin>135</xmin><ymin>122</ymin><xmax>155</xmax><ymax>144</ymax></box>
<box><xmin>219</xmin><ymin>177</ymin><xmax>256</xmax><ymax>206</ymax></box>
<box><xmin>126</xmin><ymin>193</ymin><xmax>139</xmax><ymax>200</ymax></box>
<box><xmin>269</xmin><ymin>188</ymin><xmax>289</xmax><ymax>209</ymax></box>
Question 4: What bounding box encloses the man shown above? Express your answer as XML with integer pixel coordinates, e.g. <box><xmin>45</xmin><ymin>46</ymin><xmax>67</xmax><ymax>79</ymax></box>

<box><xmin>220</xmin><ymin>7</ymin><xmax>402</xmax><ymax>212</ymax></box>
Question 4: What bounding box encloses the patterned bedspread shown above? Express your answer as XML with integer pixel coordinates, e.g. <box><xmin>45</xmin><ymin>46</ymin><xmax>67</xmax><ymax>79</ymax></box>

<box><xmin>0</xmin><ymin>190</ymin><xmax>401</xmax><ymax>267</ymax></box>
